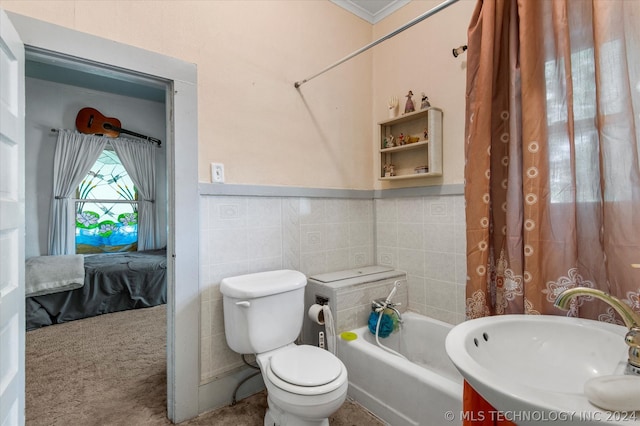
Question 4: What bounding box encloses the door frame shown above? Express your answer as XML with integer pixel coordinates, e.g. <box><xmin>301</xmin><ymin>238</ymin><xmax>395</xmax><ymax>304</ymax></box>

<box><xmin>0</xmin><ymin>9</ymin><xmax>26</xmax><ymax>426</ymax></box>
<box><xmin>6</xmin><ymin>11</ymin><xmax>200</xmax><ymax>423</ymax></box>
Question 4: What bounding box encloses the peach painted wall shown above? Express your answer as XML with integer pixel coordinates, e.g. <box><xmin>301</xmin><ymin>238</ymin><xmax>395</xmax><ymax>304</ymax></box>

<box><xmin>2</xmin><ymin>0</ymin><xmax>475</xmax><ymax>190</ymax></box>
<box><xmin>372</xmin><ymin>0</ymin><xmax>475</xmax><ymax>189</ymax></box>
<box><xmin>0</xmin><ymin>0</ymin><xmax>374</xmax><ymax>189</ymax></box>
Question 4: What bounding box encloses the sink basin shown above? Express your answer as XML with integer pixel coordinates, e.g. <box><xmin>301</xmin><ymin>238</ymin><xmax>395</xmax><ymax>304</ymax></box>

<box><xmin>446</xmin><ymin>315</ymin><xmax>640</xmax><ymax>425</ymax></box>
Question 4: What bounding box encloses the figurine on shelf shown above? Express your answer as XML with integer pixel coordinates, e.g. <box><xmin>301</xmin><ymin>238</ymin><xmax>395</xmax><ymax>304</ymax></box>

<box><xmin>404</xmin><ymin>91</ymin><xmax>415</xmax><ymax>113</ymax></box>
<box><xmin>384</xmin><ymin>163</ymin><xmax>396</xmax><ymax>177</ymax></box>
<box><xmin>388</xmin><ymin>96</ymin><xmax>399</xmax><ymax>118</ymax></box>
<box><xmin>398</xmin><ymin>132</ymin><xmax>405</xmax><ymax>145</ymax></box>
<box><xmin>384</xmin><ymin>134</ymin><xmax>395</xmax><ymax>148</ymax></box>
<box><xmin>421</xmin><ymin>93</ymin><xmax>431</xmax><ymax>109</ymax></box>
<box><xmin>424</xmin><ymin>128</ymin><xmax>428</xmax><ymax>140</ymax></box>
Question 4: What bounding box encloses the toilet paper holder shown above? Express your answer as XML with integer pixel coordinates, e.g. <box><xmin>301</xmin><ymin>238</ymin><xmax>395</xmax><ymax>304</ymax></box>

<box><xmin>308</xmin><ymin>303</ymin><xmax>326</xmax><ymax>325</ymax></box>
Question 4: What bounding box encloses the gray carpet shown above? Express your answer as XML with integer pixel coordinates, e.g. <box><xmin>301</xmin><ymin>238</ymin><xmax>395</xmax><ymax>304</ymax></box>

<box><xmin>26</xmin><ymin>305</ymin><xmax>382</xmax><ymax>425</ymax></box>
<box><xmin>26</xmin><ymin>305</ymin><xmax>169</xmax><ymax>425</ymax></box>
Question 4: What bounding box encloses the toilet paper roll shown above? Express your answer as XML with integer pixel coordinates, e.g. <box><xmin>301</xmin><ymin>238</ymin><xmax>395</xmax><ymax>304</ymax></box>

<box><xmin>308</xmin><ymin>304</ymin><xmax>325</xmax><ymax>325</ymax></box>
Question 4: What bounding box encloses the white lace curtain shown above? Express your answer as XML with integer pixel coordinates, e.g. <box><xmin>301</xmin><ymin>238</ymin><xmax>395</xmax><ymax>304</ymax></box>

<box><xmin>49</xmin><ymin>130</ymin><xmax>107</xmax><ymax>255</ymax></box>
<box><xmin>49</xmin><ymin>130</ymin><xmax>157</xmax><ymax>254</ymax></box>
<box><xmin>111</xmin><ymin>138</ymin><xmax>157</xmax><ymax>251</ymax></box>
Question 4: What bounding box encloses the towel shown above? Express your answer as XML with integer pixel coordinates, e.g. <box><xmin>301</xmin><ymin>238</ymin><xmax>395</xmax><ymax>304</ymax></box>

<box><xmin>25</xmin><ymin>255</ymin><xmax>85</xmax><ymax>297</ymax></box>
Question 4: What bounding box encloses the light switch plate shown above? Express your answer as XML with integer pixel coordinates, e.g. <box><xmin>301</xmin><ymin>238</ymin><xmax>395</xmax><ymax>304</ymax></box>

<box><xmin>211</xmin><ymin>163</ymin><xmax>225</xmax><ymax>183</ymax></box>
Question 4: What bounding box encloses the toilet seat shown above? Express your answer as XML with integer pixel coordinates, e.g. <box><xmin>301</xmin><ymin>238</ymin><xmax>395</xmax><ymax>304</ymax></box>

<box><xmin>265</xmin><ymin>346</ymin><xmax>347</xmax><ymax>396</ymax></box>
<box><xmin>270</xmin><ymin>345</ymin><xmax>342</xmax><ymax>387</ymax></box>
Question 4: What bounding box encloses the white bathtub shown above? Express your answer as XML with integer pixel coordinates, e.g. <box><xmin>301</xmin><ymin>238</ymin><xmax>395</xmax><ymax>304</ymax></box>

<box><xmin>337</xmin><ymin>311</ymin><xmax>463</xmax><ymax>426</ymax></box>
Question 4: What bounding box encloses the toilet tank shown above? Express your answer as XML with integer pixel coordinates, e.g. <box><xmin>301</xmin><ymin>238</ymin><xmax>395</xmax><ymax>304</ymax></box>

<box><xmin>220</xmin><ymin>270</ymin><xmax>307</xmax><ymax>354</ymax></box>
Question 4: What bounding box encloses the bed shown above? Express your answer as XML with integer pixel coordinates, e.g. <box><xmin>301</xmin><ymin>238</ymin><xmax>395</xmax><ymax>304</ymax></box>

<box><xmin>25</xmin><ymin>249</ymin><xmax>167</xmax><ymax>331</ymax></box>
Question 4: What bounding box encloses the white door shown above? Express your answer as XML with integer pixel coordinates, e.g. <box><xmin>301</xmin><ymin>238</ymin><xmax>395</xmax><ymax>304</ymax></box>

<box><xmin>0</xmin><ymin>8</ymin><xmax>25</xmax><ymax>426</ymax></box>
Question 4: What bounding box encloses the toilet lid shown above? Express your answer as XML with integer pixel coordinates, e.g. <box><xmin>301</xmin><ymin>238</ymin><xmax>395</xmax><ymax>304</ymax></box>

<box><xmin>270</xmin><ymin>346</ymin><xmax>342</xmax><ymax>387</ymax></box>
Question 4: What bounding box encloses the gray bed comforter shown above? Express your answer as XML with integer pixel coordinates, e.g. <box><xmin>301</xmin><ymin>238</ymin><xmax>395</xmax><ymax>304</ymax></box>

<box><xmin>26</xmin><ymin>249</ymin><xmax>167</xmax><ymax>330</ymax></box>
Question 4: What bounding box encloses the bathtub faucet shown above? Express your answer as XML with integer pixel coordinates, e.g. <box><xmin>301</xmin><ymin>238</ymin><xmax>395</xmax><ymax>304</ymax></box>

<box><xmin>372</xmin><ymin>299</ymin><xmax>403</xmax><ymax>324</ymax></box>
<box><xmin>371</xmin><ymin>279</ymin><xmax>405</xmax><ymax>324</ymax></box>
<box><xmin>554</xmin><ymin>287</ymin><xmax>640</xmax><ymax>375</ymax></box>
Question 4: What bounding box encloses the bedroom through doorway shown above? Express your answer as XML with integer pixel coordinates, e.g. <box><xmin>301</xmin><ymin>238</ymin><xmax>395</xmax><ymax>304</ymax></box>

<box><xmin>23</xmin><ymin>46</ymin><xmax>171</xmax><ymax>420</ymax></box>
<box><xmin>5</xmin><ymin>10</ymin><xmax>201</xmax><ymax>421</ymax></box>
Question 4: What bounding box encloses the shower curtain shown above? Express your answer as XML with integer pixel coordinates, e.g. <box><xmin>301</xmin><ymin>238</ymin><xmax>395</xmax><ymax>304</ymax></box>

<box><xmin>464</xmin><ymin>0</ymin><xmax>640</xmax><ymax>322</ymax></box>
<box><xmin>463</xmin><ymin>1</ymin><xmax>639</xmax><ymax>423</ymax></box>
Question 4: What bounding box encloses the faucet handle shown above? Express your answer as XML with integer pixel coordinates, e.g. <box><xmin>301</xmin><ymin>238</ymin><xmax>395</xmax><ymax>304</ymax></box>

<box><xmin>625</xmin><ymin>327</ymin><xmax>640</xmax><ymax>372</ymax></box>
<box><xmin>626</xmin><ymin>327</ymin><xmax>640</xmax><ymax>350</ymax></box>
<box><xmin>371</xmin><ymin>299</ymin><xmax>385</xmax><ymax>312</ymax></box>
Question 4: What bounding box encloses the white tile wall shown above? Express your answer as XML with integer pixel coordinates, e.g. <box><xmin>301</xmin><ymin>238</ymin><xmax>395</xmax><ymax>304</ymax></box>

<box><xmin>303</xmin><ymin>269</ymin><xmax>407</xmax><ymax>346</ymax></box>
<box><xmin>375</xmin><ymin>194</ymin><xmax>467</xmax><ymax>325</ymax></box>
<box><xmin>198</xmin><ymin>193</ymin><xmax>466</xmax><ymax>384</ymax></box>
<box><xmin>199</xmin><ymin>196</ymin><xmax>374</xmax><ymax>382</ymax></box>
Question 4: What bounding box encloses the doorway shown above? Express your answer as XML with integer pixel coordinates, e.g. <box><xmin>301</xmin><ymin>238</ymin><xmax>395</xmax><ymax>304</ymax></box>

<box><xmin>24</xmin><ymin>46</ymin><xmax>169</xmax><ymax>258</ymax></box>
<box><xmin>6</xmin><ymin>10</ymin><xmax>200</xmax><ymax>423</ymax></box>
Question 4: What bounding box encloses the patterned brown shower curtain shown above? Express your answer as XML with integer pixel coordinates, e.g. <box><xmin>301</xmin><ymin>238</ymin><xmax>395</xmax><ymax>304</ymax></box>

<box><xmin>464</xmin><ymin>0</ymin><xmax>640</xmax><ymax>322</ymax></box>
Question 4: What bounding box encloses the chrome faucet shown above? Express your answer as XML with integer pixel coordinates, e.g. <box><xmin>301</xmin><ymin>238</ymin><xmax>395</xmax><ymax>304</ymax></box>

<box><xmin>372</xmin><ymin>298</ymin><xmax>403</xmax><ymax>324</ymax></box>
<box><xmin>554</xmin><ymin>287</ymin><xmax>640</xmax><ymax>375</ymax></box>
<box><xmin>371</xmin><ymin>279</ymin><xmax>405</xmax><ymax>324</ymax></box>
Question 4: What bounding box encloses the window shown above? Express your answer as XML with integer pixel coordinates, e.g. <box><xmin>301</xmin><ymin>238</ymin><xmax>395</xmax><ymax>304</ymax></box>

<box><xmin>546</xmin><ymin>47</ymin><xmax>600</xmax><ymax>204</ymax></box>
<box><xmin>75</xmin><ymin>147</ymin><xmax>138</xmax><ymax>254</ymax></box>
<box><xmin>546</xmin><ymin>38</ymin><xmax>633</xmax><ymax>204</ymax></box>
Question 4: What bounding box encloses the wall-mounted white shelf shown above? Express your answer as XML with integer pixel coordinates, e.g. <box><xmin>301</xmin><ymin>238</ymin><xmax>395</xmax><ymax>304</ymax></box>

<box><xmin>378</xmin><ymin>108</ymin><xmax>443</xmax><ymax>181</ymax></box>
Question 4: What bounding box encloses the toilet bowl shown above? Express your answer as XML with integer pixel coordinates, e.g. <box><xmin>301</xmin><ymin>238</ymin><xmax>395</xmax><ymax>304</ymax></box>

<box><xmin>220</xmin><ymin>270</ymin><xmax>348</xmax><ymax>426</ymax></box>
<box><xmin>258</xmin><ymin>344</ymin><xmax>348</xmax><ymax>425</ymax></box>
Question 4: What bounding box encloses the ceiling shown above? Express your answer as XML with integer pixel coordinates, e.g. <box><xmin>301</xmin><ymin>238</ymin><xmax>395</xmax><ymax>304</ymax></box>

<box><xmin>330</xmin><ymin>0</ymin><xmax>410</xmax><ymax>24</ymax></box>
<box><xmin>25</xmin><ymin>47</ymin><xmax>166</xmax><ymax>103</ymax></box>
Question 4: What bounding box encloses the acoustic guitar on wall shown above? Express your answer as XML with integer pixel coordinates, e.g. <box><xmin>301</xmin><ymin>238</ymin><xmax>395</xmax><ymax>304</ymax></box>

<box><xmin>75</xmin><ymin>107</ymin><xmax>162</xmax><ymax>146</ymax></box>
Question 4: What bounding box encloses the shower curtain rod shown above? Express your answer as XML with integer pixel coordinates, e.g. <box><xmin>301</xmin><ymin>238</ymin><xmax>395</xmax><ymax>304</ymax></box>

<box><xmin>294</xmin><ymin>0</ymin><xmax>460</xmax><ymax>89</ymax></box>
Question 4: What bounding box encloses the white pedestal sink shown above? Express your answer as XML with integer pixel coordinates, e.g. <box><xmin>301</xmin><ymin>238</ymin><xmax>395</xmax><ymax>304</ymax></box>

<box><xmin>445</xmin><ymin>315</ymin><xmax>640</xmax><ymax>425</ymax></box>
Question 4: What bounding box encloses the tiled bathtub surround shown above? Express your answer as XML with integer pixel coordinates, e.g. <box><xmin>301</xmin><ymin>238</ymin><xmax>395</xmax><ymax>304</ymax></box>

<box><xmin>199</xmin><ymin>196</ymin><xmax>374</xmax><ymax>382</ymax></box>
<box><xmin>304</xmin><ymin>268</ymin><xmax>408</xmax><ymax>346</ymax></box>
<box><xmin>198</xmin><ymin>192</ymin><xmax>466</xmax><ymax>385</ymax></box>
<box><xmin>375</xmin><ymin>195</ymin><xmax>467</xmax><ymax>325</ymax></box>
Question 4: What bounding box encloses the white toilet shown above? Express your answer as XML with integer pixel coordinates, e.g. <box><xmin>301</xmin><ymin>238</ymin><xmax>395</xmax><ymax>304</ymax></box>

<box><xmin>220</xmin><ymin>269</ymin><xmax>348</xmax><ymax>426</ymax></box>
